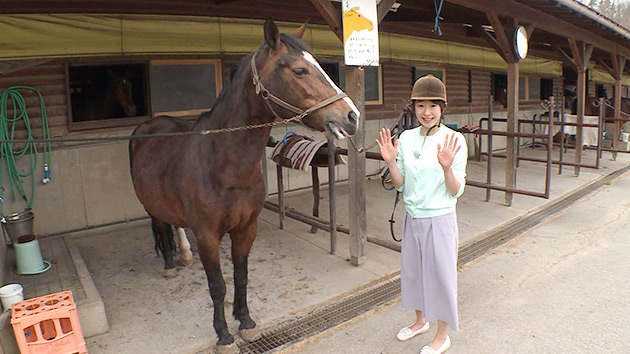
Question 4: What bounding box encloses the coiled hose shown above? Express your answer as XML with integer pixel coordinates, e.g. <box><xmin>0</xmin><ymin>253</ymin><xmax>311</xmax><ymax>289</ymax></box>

<box><xmin>0</xmin><ymin>86</ymin><xmax>51</xmax><ymax>214</ymax></box>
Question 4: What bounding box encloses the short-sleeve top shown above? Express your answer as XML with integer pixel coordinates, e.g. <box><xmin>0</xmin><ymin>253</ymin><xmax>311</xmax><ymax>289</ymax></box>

<box><xmin>395</xmin><ymin>124</ymin><xmax>468</xmax><ymax>218</ymax></box>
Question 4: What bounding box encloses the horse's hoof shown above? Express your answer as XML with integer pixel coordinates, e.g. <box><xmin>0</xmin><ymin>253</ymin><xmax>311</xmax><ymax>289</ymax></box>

<box><xmin>239</xmin><ymin>327</ymin><xmax>260</xmax><ymax>342</ymax></box>
<box><xmin>163</xmin><ymin>268</ymin><xmax>177</xmax><ymax>278</ymax></box>
<box><xmin>181</xmin><ymin>252</ymin><xmax>194</xmax><ymax>267</ymax></box>
<box><xmin>216</xmin><ymin>342</ymin><xmax>238</xmax><ymax>354</ymax></box>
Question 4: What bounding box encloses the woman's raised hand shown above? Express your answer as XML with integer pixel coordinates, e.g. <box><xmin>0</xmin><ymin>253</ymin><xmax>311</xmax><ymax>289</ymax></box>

<box><xmin>376</xmin><ymin>128</ymin><xmax>398</xmax><ymax>165</ymax></box>
<box><xmin>437</xmin><ymin>133</ymin><xmax>460</xmax><ymax>169</ymax></box>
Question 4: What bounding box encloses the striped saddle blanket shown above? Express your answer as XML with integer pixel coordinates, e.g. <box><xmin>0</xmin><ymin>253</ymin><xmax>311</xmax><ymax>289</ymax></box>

<box><xmin>270</xmin><ymin>133</ymin><xmax>346</xmax><ymax>171</ymax></box>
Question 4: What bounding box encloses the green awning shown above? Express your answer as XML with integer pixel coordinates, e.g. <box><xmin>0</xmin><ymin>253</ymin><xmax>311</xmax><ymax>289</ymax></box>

<box><xmin>0</xmin><ymin>14</ymin><xmax>561</xmax><ymax>77</ymax></box>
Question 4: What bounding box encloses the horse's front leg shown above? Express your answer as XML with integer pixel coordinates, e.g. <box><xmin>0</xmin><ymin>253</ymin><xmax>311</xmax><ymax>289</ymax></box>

<box><xmin>231</xmin><ymin>221</ymin><xmax>259</xmax><ymax>342</ymax></box>
<box><xmin>196</xmin><ymin>232</ymin><xmax>236</xmax><ymax>353</ymax></box>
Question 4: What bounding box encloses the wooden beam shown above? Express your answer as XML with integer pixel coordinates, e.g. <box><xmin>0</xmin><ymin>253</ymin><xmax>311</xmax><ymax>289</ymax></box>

<box><xmin>377</xmin><ymin>0</ymin><xmax>397</xmax><ymax>23</ymax></box>
<box><xmin>474</xmin><ymin>25</ymin><xmax>508</xmax><ymax>62</ymax></box>
<box><xmin>310</xmin><ymin>0</ymin><xmax>343</xmax><ymax>42</ymax></box>
<box><xmin>556</xmin><ymin>46</ymin><xmax>577</xmax><ymax>67</ymax></box>
<box><xmin>487</xmin><ymin>12</ymin><xmax>514</xmax><ymax>62</ymax></box>
<box><xmin>525</xmin><ymin>24</ymin><xmax>535</xmax><ymax>40</ymax></box>
<box><xmin>445</xmin><ymin>0</ymin><xmax>630</xmax><ymax>59</ymax></box>
<box><xmin>597</xmin><ymin>59</ymin><xmax>615</xmax><ymax>78</ymax></box>
<box><xmin>610</xmin><ymin>53</ymin><xmax>626</xmax><ymax>80</ymax></box>
<box><xmin>584</xmin><ymin>43</ymin><xmax>594</xmax><ymax>65</ymax></box>
<box><xmin>568</xmin><ymin>37</ymin><xmax>583</xmax><ymax>70</ymax></box>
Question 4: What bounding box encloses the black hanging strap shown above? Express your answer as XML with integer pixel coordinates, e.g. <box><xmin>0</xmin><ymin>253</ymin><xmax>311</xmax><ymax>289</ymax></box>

<box><xmin>389</xmin><ymin>190</ymin><xmax>402</xmax><ymax>242</ymax></box>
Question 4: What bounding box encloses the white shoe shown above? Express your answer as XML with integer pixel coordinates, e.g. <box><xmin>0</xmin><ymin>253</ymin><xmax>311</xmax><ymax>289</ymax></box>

<box><xmin>419</xmin><ymin>335</ymin><xmax>451</xmax><ymax>354</ymax></box>
<box><xmin>396</xmin><ymin>322</ymin><xmax>430</xmax><ymax>341</ymax></box>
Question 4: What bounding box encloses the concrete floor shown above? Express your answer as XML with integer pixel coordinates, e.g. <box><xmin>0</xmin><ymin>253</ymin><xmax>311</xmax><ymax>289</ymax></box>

<box><xmin>4</xmin><ymin>146</ymin><xmax>630</xmax><ymax>354</ymax></box>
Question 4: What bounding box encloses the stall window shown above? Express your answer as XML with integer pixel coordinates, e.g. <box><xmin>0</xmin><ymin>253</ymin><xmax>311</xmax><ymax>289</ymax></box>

<box><xmin>414</xmin><ymin>68</ymin><xmax>445</xmax><ymax>82</ymax></box>
<box><xmin>66</xmin><ymin>59</ymin><xmax>223</xmax><ymax>130</ymax></box>
<box><xmin>492</xmin><ymin>73</ymin><xmax>507</xmax><ymax>107</ymax></box>
<box><xmin>150</xmin><ymin>59</ymin><xmax>223</xmax><ymax>117</ymax></box>
<box><xmin>492</xmin><ymin>74</ymin><xmax>548</xmax><ymax>104</ymax></box>
<box><xmin>68</xmin><ymin>62</ymin><xmax>148</xmax><ymax>130</ymax></box>
<box><xmin>321</xmin><ymin>62</ymin><xmax>383</xmax><ymax>105</ymax></box>
<box><xmin>541</xmin><ymin>78</ymin><xmax>554</xmax><ymax>100</ymax></box>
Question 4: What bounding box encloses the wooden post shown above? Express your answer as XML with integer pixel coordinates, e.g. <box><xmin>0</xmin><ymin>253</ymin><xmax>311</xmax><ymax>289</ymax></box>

<box><xmin>574</xmin><ymin>67</ymin><xmax>586</xmax><ymax>176</ymax></box>
<box><xmin>505</xmin><ymin>62</ymin><xmax>519</xmax><ymax>205</ymax></box>
<box><xmin>613</xmin><ymin>77</ymin><xmax>621</xmax><ymax>160</ymax></box>
<box><xmin>568</xmin><ymin>39</ymin><xmax>593</xmax><ymax>176</ymax></box>
<box><xmin>310</xmin><ymin>167</ymin><xmax>320</xmax><ymax>234</ymax></box>
<box><xmin>346</xmin><ymin>66</ymin><xmax>366</xmax><ymax>265</ymax></box>
<box><xmin>276</xmin><ymin>164</ymin><xmax>285</xmax><ymax>229</ymax></box>
<box><xmin>327</xmin><ymin>135</ymin><xmax>337</xmax><ymax>255</ymax></box>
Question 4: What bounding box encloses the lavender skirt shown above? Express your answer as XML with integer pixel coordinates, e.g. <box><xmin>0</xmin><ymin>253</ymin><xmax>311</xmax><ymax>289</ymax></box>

<box><xmin>401</xmin><ymin>211</ymin><xmax>459</xmax><ymax>331</ymax></box>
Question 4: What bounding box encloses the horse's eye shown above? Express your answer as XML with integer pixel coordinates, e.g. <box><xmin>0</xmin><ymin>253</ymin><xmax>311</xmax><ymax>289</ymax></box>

<box><xmin>293</xmin><ymin>68</ymin><xmax>308</xmax><ymax>76</ymax></box>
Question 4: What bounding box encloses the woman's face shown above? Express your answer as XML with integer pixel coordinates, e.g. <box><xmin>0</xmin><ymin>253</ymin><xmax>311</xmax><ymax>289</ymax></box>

<box><xmin>414</xmin><ymin>100</ymin><xmax>442</xmax><ymax>129</ymax></box>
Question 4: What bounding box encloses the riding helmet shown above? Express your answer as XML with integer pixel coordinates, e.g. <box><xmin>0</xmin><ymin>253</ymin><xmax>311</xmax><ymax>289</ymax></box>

<box><xmin>411</xmin><ymin>74</ymin><xmax>447</xmax><ymax>103</ymax></box>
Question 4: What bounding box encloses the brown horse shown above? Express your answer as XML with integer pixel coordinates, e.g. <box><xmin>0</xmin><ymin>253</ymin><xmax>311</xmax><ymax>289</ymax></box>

<box><xmin>129</xmin><ymin>19</ymin><xmax>358</xmax><ymax>353</ymax></box>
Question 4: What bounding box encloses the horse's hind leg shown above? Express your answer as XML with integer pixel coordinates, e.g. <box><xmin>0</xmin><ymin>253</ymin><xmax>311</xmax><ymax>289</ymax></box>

<box><xmin>151</xmin><ymin>217</ymin><xmax>178</xmax><ymax>278</ymax></box>
<box><xmin>231</xmin><ymin>222</ymin><xmax>259</xmax><ymax>342</ymax></box>
<box><xmin>176</xmin><ymin>227</ymin><xmax>193</xmax><ymax>267</ymax></box>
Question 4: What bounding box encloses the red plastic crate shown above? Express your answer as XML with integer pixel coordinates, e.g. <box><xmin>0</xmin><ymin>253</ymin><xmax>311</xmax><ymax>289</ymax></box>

<box><xmin>10</xmin><ymin>290</ymin><xmax>87</xmax><ymax>354</ymax></box>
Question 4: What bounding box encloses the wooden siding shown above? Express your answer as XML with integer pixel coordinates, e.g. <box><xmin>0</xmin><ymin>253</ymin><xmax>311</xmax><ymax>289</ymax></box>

<box><xmin>0</xmin><ymin>62</ymin><xmax>68</xmax><ymax>140</ymax></box>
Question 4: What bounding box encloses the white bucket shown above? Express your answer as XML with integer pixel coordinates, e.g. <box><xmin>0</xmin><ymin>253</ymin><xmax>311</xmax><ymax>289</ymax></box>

<box><xmin>621</xmin><ymin>132</ymin><xmax>629</xmax><ymax>142</ymax></box>
<box><xmin>0</xmin><ymin>283</ymin><xmax>24</xmax><ymax>312</ymax></box>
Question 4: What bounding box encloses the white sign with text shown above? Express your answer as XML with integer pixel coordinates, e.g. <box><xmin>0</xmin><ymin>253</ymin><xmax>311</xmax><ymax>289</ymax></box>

<box><xmin>342</xmin><ymin>0</ymin><xmax>379</xmax><ymax>66</ymax></box>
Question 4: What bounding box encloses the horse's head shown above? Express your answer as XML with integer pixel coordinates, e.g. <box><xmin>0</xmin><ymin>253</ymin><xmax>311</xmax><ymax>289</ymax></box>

<box><xmin>344</xmin><ymin>7</ymin><xmax>374</xmax><ymax>32</ymax></box>
<box><xmin>254</xmin><ymin>19</ymin><xmax>359</xmax><ymax>138</ymax></box>
<box><xmin>108</xmin><ymin>69</ymin><xmax>137</xmax><ymax>117</ymax></box>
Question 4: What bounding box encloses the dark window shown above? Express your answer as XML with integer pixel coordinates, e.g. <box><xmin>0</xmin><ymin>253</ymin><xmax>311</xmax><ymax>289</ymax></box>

<box><xmin>492</xmin><ymin>73</ymin><xmax>507</xmax><ymax>108</ymax></box>
<box><xmin>595</xmin><ymin>84</ymin><xmax>608</xmax><ymax>99</ymax></box>
<box><xmin>68</xmin><ymin>63</ymin><xmax>147</xmax><ymax>129</ymax></box>
<box><xmin>413</xmin><ymin>68</ymin><xmax>444</xmax><ymax>81</ymax></box>
<box><xmin>323</xmin><ymin>62</ymin><xmax>383</xmax><ymax>105</ymax></box>
<box><xmin>541</xmin><ymin>78</ymin><xmax>554</xmax><ymax>100</ymax></box>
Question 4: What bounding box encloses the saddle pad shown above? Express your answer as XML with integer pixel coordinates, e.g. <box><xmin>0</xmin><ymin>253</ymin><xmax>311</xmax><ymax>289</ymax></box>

<box><xmin>270</xmin><ymin>134</ymin><xmax>345</xmax><ymax>170</ymax></box>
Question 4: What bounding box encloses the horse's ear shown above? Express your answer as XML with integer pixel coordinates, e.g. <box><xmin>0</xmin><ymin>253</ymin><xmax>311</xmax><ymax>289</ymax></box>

<box><xmin>264</xmin><ymin>18</ymin><xmax>280</xmax><ymax>50</ymax></box>
<box><xmin>292</xmin><ymin>18</ymin><xmax>310</xmax><ymax>39</ymax></box>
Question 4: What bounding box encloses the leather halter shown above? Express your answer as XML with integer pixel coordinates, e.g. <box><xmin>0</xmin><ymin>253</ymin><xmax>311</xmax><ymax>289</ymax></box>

<box><xmin>250</xmin><ymin>51</ymin><xmax>348</xmax><ymax>121</ymax></box>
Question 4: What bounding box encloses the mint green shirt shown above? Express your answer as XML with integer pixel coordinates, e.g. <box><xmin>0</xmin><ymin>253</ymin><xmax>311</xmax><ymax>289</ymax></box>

<box><xmin>396</xmin><ymin>124</ymin><xmax>468</xmax><ymax>218</ymax></box>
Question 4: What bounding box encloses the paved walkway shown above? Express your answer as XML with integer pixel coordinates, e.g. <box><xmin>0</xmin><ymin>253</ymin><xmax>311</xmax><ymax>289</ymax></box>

<box><xmin>293</xmin><ymin>167</ymin><xmax>630</xmax><ymax>354</ymax></box>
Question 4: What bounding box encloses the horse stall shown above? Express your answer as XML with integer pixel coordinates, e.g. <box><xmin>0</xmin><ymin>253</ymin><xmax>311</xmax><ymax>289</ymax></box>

<box><xmin>1</xmin><ymin>1</ymin><xmax>630</xmax><ymax>353</ymax></box>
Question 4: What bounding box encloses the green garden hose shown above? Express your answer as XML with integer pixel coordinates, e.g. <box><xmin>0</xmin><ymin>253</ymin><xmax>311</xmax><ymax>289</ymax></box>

<box><xmin>0</xmin><ymin>86</ymin><xmax>51</xmax><ymax>215</ymax></box>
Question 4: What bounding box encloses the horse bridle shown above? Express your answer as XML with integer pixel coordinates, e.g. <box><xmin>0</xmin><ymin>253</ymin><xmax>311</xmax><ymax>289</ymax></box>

<box><xmin>250</xmin><ymin>51</ymin><xmax>348</xmax><ymax>122</ymax></box>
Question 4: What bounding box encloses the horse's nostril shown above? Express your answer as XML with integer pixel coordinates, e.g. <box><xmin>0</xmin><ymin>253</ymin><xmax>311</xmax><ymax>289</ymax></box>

<box><xmin>348</xmin><ymin>111</ymin><xmax>358</xmax><ymax>125</ymax></box>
